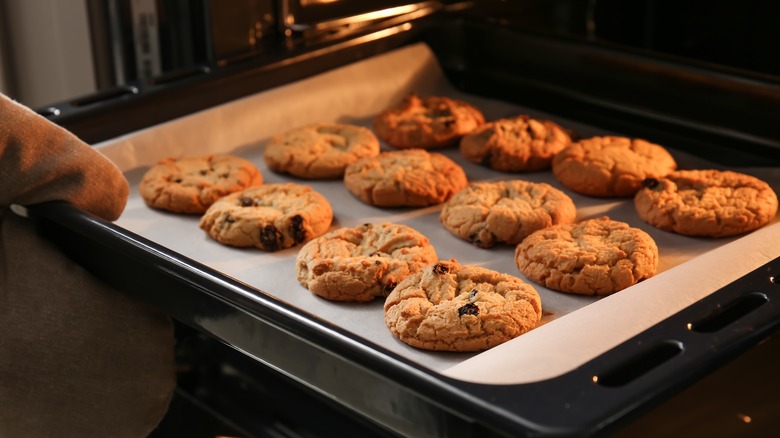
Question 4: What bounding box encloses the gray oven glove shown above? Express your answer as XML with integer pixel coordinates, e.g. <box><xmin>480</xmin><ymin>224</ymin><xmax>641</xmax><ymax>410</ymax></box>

<box><xmin>0</xmin><ymin>93</ymin><xmax>175</xmax><ymax>437</ymax></box>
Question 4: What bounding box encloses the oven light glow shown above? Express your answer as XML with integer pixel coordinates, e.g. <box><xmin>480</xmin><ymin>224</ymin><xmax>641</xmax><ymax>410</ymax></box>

<box><xmin>737</xmin><ymin>413</ymin><xmax>752</xmax><ymax>424</ymax></box>
<box><xmin>592</xmin><ymin>375</ymin><xmax>598</xmax><ymax>383</ymax></box>
<box><xmin>686</xmin><ymin>322</ymin><xmax>693</xmax><ymax>330</ymax></box>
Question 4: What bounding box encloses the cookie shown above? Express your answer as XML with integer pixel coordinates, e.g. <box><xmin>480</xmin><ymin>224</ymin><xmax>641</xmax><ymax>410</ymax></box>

<box><xmin>373</xmin><ymin>94</ymin><xmax>485</xmax><ymax>149</ymax></box>
<box><xmin>264</xmin><ymin>122</ymin><xmax>380</xmax><ymax>179</ymax></box>
<box><xmin>344</xmin><ymin>149</ymin><xmax>468</xmax><ymax>207</ymax></box>
<box><xmin>514</xmin><ymin>217</ymin><xmax>658</xmax><ymax>295</ymax></box>
<box><xmin>552</xmin><ymin>136</ymin><xmax>677</xmax><ymax>197</ymax></box>
<box><xmin>199</xmin><ymin>183</ymin><xmax>333</xmax><ymax>251</ymax></box>
<box><xmin>440</xmin><ymin>180</ymin><xmax>577</xmax><ymax>248</ymax></box>
<box><xmin>384</xmin><ymin>259</ymin><xmax>542</xmax><ymax>352</ymax></box>
<box><xmin>460</xmin><ymin>115</ymin><xmax>572</xmax><ymax>172</ymax></box>
<box><xmin>634</xmin><ymin>169</ymin><xmax>779</xmax><ymax>237</ymax></box>
<box><xmin>139</xmin><ymin>154</ymin><xmax>263</xmax><ymax>214</ymax></box>
<box><xmin>296</xmin><ymin>223</ymin><xmax>438</xmax><ymax>302</ymax></box>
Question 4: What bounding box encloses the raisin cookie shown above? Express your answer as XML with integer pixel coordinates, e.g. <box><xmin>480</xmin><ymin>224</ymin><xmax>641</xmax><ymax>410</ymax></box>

<box><xmin>634</xmin><ymin>169</ymin><xmax>779</xmax><ymax>237</ymax></box>
<box><xmin>440</xmin><ymin>180</ymin><xmax>577</xmax><ymax>248</ymax></box>
<box><xmin>264</xmin><ymin>122</ymin><xmax>380</xmax><ymax>179</ymax></box>
<box><xmin>552</xmin><ymin>136</ymin><xmax>677</xmax><ymax>197</ymax></box>
<box><xmin>384</xmin><ymin>259</ymin><xmax>542</xmax><ymax>352</ymax></box>
<box><xmin>460</xmin><ymin>115</ymin><xmax>573</xmax><ymax>172</ymax></box>
<box><xmin>373</xmin><ymin>94</ymin><xmax>485</xmax><ymax>149</ymax></box>
<box><xmin>344</xmin><ymin>149</ymin><xmax>468</xmax><ymax>207</ymax></box>
<box><xmin>199</xmin><ymin>183</ymin><xmax>333</xmax><ymax>251</ymax></box>
<box><xmin>515</xmin><ymin>217</ymin><xmax>658</xmax><ymax>295</ymax></box>
<box><xmin>140</xmin><ymin>154</ymin><xmax>263</xmax><ymax>214</ymax></box>
<box><xmin>296</xmin><ymin>223</ymin><xmax>438</xmax><ymax>302</ymax></box>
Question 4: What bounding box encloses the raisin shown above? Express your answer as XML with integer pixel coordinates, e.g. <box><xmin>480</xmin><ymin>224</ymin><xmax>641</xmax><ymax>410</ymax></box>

<box><xmin>259</xmin><ymin>224</ymin><xmax>282</xmax><ymax>251</ymax></box>
<box><xmin>173</xmin><ymin>178</ymin><xmax>183</xmax><ymax>183</ymax></box>
<box><xmin>469</xmin><ymin>289</ymin><xmax>478</xmax><ymax>299</ymax></box>
<box><xmin>239</xmin><ymin>197</ymin><xmax>254</xmax><ymax>207</ymax></box>
<box><xmin>642</xmin><ymin>178</ymin><xmax>659</xmax><ymax>189</ymax></box>
<box><xmin>224</xmin><ymin>214</ymin><xmax>235</xmax><ymax>224</ymax></box>
<box><xmin>384</xmin><ymin>281</ymin><xmax>397</xmax><ymax>293</ymax></box>
<box><xmin>432</xmin><ymin>263</ymin><xmax>448</xmax><ymax>274</ymax></box>
<box><xmin>458</xmin><ymin>303</ymin><xmax>479</xmax><ymax>317</ymax></box>
<box><xmin>289</xmin><ymin>215</ymin><xmax>306</xmax><ymax>243</ymax></box>
<box><xmin>480</xmin><ymin>151</ymin><xmax>493</xmax><ymax>167</ymax></box>
<box><xmin>199</xmin><ymin>169</ymin><xmax>208</xmax><ymax>176</ymax></box>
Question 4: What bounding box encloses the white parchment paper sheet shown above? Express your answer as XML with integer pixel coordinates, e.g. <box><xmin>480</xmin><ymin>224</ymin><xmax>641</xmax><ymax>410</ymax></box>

<box><xmin>96</xmin><ymin>43</ymin><xmax>780</xmax><ymax>384</ymax></box>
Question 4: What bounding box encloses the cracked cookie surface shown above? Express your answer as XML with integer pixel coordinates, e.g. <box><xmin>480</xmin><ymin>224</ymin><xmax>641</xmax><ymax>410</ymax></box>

<box><xmin>552</xmin><ymin>136</ymin><xmax>677</xmax><ymax>197</ymax></box>
<box><xmin>384</xmin><ymin>259</ymin><xmax>542</xmax><ymax>352</ymax></box>
<box><xmin>140</xmin><ymin>154</ymin><xmax>263</xmax><ymax>214</ymax></box>
<box><xmin>634</xmin><ymin>169</ymin><xmax>779</xmax><ymax>237</ymax></box>
<box><xmin>296</xmin><ymin>223</ymin><xmax>438</xmax><ymax>302</ymax></box>
<box><xmin>440</xmin><ymin>179</ymin><xmax>576</xmax><ymax>248</ymax></box>
<box><xmin>199</xmin><ymin>183</ymin><xmax>332</xmax><ymax>251</ymax></box>
<box><xmin>514</xmin><ymin>217</ymin><xmax>658</xmax><ymax>295</ymax></box>
<box><xmin>373</xmin><ymin>94</ymin><xmax>485</xmax><ymax>149</ymax></box>
<box><xmin>264</xmin><ymin>122</ymin><xmax>380</xmax><ymax>179</ymax></box>
<box><xmin>344</xmin><ymin>149</ymin><xmax>468</xmax><ymax>207</ymax></box>
<box><xmin>460</xmin><ymin>115</ymin><xmax>572</xmax><ymax>172</ymax></box>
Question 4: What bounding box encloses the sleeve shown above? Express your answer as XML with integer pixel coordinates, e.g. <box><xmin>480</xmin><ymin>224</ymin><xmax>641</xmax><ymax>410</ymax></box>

<box><xmin>0</xmin><ymin>93</ymin><xmax>129</xmax><ymax>221</ymax></box>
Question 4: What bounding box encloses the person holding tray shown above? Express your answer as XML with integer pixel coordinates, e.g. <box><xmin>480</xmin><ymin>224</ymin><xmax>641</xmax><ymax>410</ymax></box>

<box><xmin>0</xmin><ymin>93</ymin><xmax>174</xmax><ymax>436</ymax></box>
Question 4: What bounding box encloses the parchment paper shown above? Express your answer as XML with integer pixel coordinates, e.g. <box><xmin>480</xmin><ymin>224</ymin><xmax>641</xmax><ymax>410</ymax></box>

<box><xmin>97</xmin><ymin>43</ymin><xmax>780</xmax><ymax>384</ymax></box>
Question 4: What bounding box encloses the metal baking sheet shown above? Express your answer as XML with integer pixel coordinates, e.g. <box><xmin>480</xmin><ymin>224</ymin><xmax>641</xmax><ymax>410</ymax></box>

<box><xmin>97</xmin><ymin>42</ymin><xmax>780</xmax><ymax>384</ymax></box>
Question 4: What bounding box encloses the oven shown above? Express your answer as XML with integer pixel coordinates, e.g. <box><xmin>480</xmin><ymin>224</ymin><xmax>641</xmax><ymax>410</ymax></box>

<box><xmin>26</xmin><ymin>1</ymin><xmax>780</xmax><ymax>436</ymax></box>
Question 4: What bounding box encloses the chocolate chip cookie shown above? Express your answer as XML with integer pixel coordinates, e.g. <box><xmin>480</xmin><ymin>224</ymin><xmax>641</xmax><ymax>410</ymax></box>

<box><xmin>440</xmin><ymin>180</ymin><xmax>577</xmax><ymax>248</ymax></box>
<box><xmin>514</xmin><ymin>217</ymin><xmax>658</xmax><ymax>295</ymax></box>
<box><xmin>264</xmin><ymin>122</ymin><xmax>380</xmax><ymax>179</ymax></box>
<box><xmin>460</xmin><ymin>115</ymin><xmax>573</xmax><ymax>172</ymax></box>
<box><xmin>552</xmin><ymin>136</ymin><xmax>677</xmax><ymax>197</ymax></box>
<box><xmin>199</xmin><ymin>183</ymin><xmax>333</xmax><ymax>251</ymax></box>
<box><xmin>296</xmin><ymin>223</ymin><xmax>438</xmax><ymax>302</ymax></box>
<box><xmin>384</xmin><ymin>259</ymin><xmax>542</xmax><ymax>352</ymax></box>
<box><xmin>634</xmin><ymin>169</ymin><xmax>779</xmax><ymax>237</ymax></box>
<box><xmin>373</xmin><ymin>93</ymin><xmax>485</xmax><ymax>149</ymax></box>
<box><xmin>343</xmin><ymin>149</ymin><xmax>468</xmax><ymax>207</ymax></box>
<box><xmin>140</xmin><ymin>154</ymin><xmax>263</xmax><ymax>214</ymax></box>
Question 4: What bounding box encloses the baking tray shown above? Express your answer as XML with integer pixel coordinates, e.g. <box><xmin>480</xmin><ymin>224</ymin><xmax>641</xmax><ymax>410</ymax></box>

<box><xmin>28</xmin><ymin>19</ymin><xmax>780</xmax><ymax>437</ymax></box>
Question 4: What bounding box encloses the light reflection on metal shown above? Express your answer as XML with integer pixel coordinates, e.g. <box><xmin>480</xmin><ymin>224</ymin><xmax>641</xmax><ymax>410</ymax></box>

<box><xmin>288</xmin><ymin>1</ymin><xmax>438</xmax><ymax>34</ymax></box>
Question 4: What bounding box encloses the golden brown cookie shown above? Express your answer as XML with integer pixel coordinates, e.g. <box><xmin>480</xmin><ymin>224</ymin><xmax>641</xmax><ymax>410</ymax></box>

<box><xmin>514</xmin><ymin>217</ymin><xmax>658</xmax><ymax>295</ymax></box>
<box><xmin>384</xmin><ymin>259</ymin><xmax>542</xmax><ymax>352</ymax></box>
<box><xmin>264</xmin><ymin>122</ymin><xmax>380</xmax><ymax>179</ymax></box>
<box><xmin>552</xmin><ymin>136</ymin><xmax>677</xmax><ymax>197</ymax></box>
<box><xmin>634</xmin><ymin>169</ymin><xmax>779</xmax><ymax>237</ymax></box>
<box><xmin>139</xmin><ymin>154</ymin><xmax>263</xmax><ymax>214</ymax></box>
<box><xmin>199</xmin><ymin>183</ymin><xmax>332</xmax><ymax>251</ymax></box>
<box><xmin>343</xmin><ymin>149</ymin><xmax>468</xmax><ymax>207</ymax></box>
<box><xmin>440</xmin><ymin>180</ymin><xmax>577</xmax><ymax>248</ymax></box>
<box><xmin>295</xmin><ymin>223</ymin><xmax>438</xmax><ymax>302</ymax></box>
<box><xmin>373</xmin><ymin>94</ymin><xmax>485</xmax><ymax>149</ymax></box>
<box><xmin>460</xmin><ymin>115</ymin><xmax>572</xmax><ymax>172</ymax></box>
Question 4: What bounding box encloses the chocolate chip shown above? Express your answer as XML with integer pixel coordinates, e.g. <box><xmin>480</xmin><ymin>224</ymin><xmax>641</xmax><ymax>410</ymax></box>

<box><xmin>384</xmin><ymin>281</ymin><xmax>397</xmax><ymax>293</ymax></box>
<box><xmin>225</xmin><ymin>214</ymin><xmax>235</xmax><ymax>223</ymax></box>
<box><xmin>432</xmin><ymin>263</ymin><xmax>448</xmax><ymax>274</ymax></box>
<box><xmin>374</xmin><ymin>260</ymin><xmax>381</xmax><ymax>266</ymax></box>
<box><xmin>259</xmin><ymin>224</ymin><xmax>282</xmax><ymax>251</ymax></box>
<box><xmin>642</xmin><ymin>178</ymin><xmax>659</xmax><ymax>189</ymax></box>
<box><xmin>199</xmin><ymin>169</ymin><xmax>208</xmax><ymax>176</ymax></box>
<box><xmin>173</xmin><ymin>178</ymin><xmax>183</xmax><ymax>183</ymax></box>
<box><xmin>239</xmin><ymin>197</ymin><xmax>254</xmax><ymax>207</ymax></box>
<box><xmin>458</xmin><ymin>303</ymin><xmax>479</xmax><ymax>317</ymax></box>
<box><xmin>289</xmin><ymin>215</ymin><xmax>306</xmax><ymax>243</ymax></box>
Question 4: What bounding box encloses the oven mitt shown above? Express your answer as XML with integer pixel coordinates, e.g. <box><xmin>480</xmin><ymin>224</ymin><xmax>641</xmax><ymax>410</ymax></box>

<box><xmin>0</xmin><ymin>93</ymin><xmax>175</xmax><ymax>437</ymax></box>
